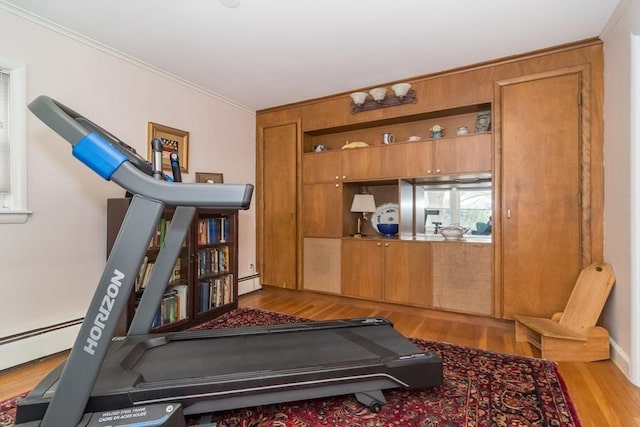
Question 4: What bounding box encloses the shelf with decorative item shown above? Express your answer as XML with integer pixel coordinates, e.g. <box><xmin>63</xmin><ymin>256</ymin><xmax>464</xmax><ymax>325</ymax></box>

<box><xmin>304</xmin><ymin>103</ymin><xmax>491</xmax><ymax>154</ymax></box>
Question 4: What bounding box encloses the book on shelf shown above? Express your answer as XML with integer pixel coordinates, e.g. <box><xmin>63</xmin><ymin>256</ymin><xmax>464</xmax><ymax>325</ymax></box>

<box><xmin>135</xmin><ymin>257</ymin><xmax>183</xmax><ymax>292</ymax></box>
<box><xmin>197</xmin><ymin>216</ymin><xmax>231</xmax><ymax>245</ymax></box>
<box><xmin>197</xmin><ymin>246</ymin><xmax>230</xmax><ymax>277</ymax></box>
<box><xmin>150</xmin><ymin>285</ymin><xmax>189</xmax><ymax>328</ymax></box>
<box><xmin>149</xmin><ymin>217</ymin><xmax>172</xmax><ymax>249</ymax></box>
<box><xmin>198</xmin><ymin>274</ymin><xmax>234</xmax><ymax>313</ymax></box>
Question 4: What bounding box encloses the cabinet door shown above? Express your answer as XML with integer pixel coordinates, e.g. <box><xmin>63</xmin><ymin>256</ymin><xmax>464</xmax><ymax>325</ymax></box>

<box><xmin>384</xmin><ymin>241</ymin><xmax>432</xmax><ymax>307</ymax></box>
<box><xmin>432</xmin><ymin>242</ymin><xmax>492</xmax><ymax>315</ymax></box>
<box><xmin>302</xmin><ymin>151</ymin><xmax>342</xmax><ymax>183</ymax></box>
<box><xmin>341</xmin><ymin>239</ymin><xmax>383</xmax><ymax>300</ymax></box>
<box><xmin>383</xmin><ymin>141</ymin><xmax>434</xmax><ymax>178</ymax></box>
<box><xmin>434</xmin><ymin>133</ymin><xmax>492</xmax><ymax>174</ymax></box>
<box><xmin>342</xmin><ymin>146</ymin><xmax>384</xmax><ymax>180</ymax></box>
<box><xmin>261</xmin><ymin>122</ymin><xmax>298</xmax><ymax>289</ymax></box>
<box><xmin>302</xmin><ymin>183</ymin><xmax>342</xmax><ymax>237</ymax></box>
<box><xmin>303</xmin><ymin>238</ymin><xmax>341</xmax><ymax>294</ymax></box>
<box><xmin>500</xmin><ymin>72</ymin><xmax>582</xmax><ymax>318</ymax></box>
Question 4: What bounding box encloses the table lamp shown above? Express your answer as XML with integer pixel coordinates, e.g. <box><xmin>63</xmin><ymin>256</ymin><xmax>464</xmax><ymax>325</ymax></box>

<box><xmin>350</xmin><ymin>192</ymin><xmax>376</xmax><ymax>237</ymax></box>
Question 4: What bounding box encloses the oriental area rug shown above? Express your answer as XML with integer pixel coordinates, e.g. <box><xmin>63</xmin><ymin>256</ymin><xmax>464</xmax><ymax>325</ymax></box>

<box><xmin>0</xmin><ymin>307</ymin><xmax>581</xmax><ymax>427</ymax></box>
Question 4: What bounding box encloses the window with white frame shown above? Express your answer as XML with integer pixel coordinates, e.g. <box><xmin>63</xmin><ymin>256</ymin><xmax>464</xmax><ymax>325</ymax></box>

<box><xmin>0</xmin><ymin>59</ymin><xmax>29</xmax><ymax>223</ymax></box>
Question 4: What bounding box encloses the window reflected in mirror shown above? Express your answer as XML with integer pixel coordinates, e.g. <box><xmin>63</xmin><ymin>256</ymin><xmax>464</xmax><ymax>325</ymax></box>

<box><xmin>423</xmin><ymin>180</ymin><xmax>492</xmax><ymax>236</ymax></box>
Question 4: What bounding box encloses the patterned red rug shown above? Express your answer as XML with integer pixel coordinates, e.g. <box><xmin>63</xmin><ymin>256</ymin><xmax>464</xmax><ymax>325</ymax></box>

<box><xmin>1</xmin><ymin>307</ymin><xmax>581</xmax><ymax>427</ymax></box>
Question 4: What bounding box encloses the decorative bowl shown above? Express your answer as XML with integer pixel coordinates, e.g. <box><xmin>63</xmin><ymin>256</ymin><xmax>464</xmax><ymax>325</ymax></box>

<box><xmin>377</xmin><ymin>223</ymin><xmax>399</xmax><ymax>236</ymax></box>
<box><xmin>439</xmin><ymin>225</ymin><xmax>469</xmax><ymax>240</ymax></box>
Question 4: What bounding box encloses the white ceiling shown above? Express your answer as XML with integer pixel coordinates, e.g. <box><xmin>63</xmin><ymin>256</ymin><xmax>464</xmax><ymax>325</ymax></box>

<box><xmin>2</xmin><ymin>0</ymin><xmax>621</xmax><ymax>111</ymax></box>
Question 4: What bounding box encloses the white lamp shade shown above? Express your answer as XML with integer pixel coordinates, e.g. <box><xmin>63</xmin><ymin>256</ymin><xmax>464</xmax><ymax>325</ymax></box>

<box><xmin>350</xmin><ymin>92</ymin><xmax>368</xmax><ymax>105</ymax></box>
<box><xmin>351</xmin><ymin>194</ymin><xmax>376</xmax><ymax>213</ymax></box>
<box><xmin>391</xmin><ymin>83</ymin><xmax>411</xmax><ymax>97</ymax></box>
<box><xmin>369</xmin><ymin>87</ymin><xmax>387</xmax><ymax>102</ymax></box>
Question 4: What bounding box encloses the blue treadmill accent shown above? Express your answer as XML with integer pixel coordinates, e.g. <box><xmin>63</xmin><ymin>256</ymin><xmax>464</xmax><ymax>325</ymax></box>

<box><xmin>72</xmin><ymin>132</ymin><xmax>128</xmax><ymax>180</ymax></box>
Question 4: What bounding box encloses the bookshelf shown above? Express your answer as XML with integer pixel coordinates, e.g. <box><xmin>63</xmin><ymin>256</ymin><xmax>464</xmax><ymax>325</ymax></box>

<box><xmin>107</xmin><ymin>198</ymin><xmax>239</xmax><ymax>333</ymax></box>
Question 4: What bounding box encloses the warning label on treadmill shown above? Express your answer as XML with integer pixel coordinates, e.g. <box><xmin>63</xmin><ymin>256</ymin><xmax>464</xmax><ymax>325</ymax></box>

<box><xmin>87</xmin><ymin>404</ymin><xmax>181</xmax><ymax>426</ymax></box>
<box><xmin>98</xmin><ymin>407</ymin><xmax>147</xmax><ymax>422</ymax></box>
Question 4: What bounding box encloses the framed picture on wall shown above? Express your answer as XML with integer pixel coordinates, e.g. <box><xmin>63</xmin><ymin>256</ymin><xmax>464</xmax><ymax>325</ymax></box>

<box><xmin>196</xmin><ymin>172</ymin><xmax>224</xmax><ymax>184</ymax></box>
<box><xmin>147</xmin><ymin>122</ymin><xmax>189</xmax><ymax>172</ymax></box>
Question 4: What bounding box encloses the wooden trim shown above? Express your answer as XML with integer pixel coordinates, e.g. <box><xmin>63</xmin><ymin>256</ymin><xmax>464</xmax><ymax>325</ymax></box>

<box><xmin>257</xmin><ymin>38</ymin><xmax>602</xmax><ymax>115</ymax></box>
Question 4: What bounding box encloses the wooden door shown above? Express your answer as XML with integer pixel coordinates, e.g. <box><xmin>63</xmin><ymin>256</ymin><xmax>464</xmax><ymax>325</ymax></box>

<box><xmin>261</xmin><ymin>123</ymin><xmax>298</xmax><ymax>289</ymax></box>
<box><xmin>500</xmin><ymin>72</ymin><xmax>582</xmax><ymax>318</ymax></box>
<box><xmin>384</xmin><ymin>241</ymin><xmax>432</xmax><ymax>307</ymax></box>
<box><xmin>341</xmin><ymin>239</ymin><xmax>384</xmax><ymax>300</ymax></box>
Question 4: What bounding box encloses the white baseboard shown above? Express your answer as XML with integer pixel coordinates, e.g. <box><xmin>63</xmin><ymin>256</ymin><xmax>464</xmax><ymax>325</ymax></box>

<box><xmin>0</xmin><ymin>323</ymin><xmax>80</xmax><ymax>371</ymax></box>
<box><xmin>238</xmin><ymin>273</ymin><xmax>261</xmax><ymax>296</ymax></box>
<box><xmin>610</xmin><ymin>337</ymin><xmax>633</xmax><ymax>383</ymax></box>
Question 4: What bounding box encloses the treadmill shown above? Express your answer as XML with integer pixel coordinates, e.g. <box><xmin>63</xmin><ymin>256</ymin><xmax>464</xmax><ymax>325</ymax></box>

<box><xmin>15</xmin><ymin>96</ymin><xmax>443</xmax><ymax>427</ymax></box>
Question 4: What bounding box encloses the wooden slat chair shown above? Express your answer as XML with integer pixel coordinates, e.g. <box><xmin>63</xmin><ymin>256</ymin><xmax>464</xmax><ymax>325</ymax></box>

<box><xmin>514</xmin><ymin>262</ymin><xmax>615</xmax><ymax>361</ymax></box>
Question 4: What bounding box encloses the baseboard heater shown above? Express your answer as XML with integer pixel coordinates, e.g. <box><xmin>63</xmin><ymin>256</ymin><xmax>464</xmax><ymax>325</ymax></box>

<box><xmin>238</xmin><ymin>273</ymin><xmax>262</xmax><ymax>295</ymax></box>
<box><xmin>0</xmin><ymin>318</ymin><xmax>83</xmax><ymax>371</ymax></box>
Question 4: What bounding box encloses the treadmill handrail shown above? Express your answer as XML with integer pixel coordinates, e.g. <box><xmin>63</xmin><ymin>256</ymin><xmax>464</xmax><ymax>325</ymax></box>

<box><xmin>28</xmin><ymin>95</ymin><xmax>253</xmax><ymax>209</ymax></box>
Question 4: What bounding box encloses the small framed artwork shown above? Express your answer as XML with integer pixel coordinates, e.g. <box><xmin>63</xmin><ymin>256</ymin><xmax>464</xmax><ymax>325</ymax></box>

<box><xmin>196</xmin><ymin>172</ymin><xmax>224</xmax><ymax>184</ymax></box>
<box><xmin>147</xmin><ymin>122</ymin><xmax>189</xmax><ymax>172</ymax></box>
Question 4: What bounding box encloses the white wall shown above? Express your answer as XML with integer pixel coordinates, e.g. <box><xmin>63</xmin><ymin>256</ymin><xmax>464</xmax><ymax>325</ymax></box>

<box><xmin>601</xmin><ymin>0</ymin><xmax>640</xmax><ymax>382</ymax></box>
<box><xmin>0</xmin><ymin>8</ymin><xmax>256</xmax><ymax>366</ymax></box>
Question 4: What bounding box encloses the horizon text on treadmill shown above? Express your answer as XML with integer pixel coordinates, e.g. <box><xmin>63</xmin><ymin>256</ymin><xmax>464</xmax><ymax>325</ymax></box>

<box><xmin>83</xmin><ymin>269</ymin><xmax>125</xmax><ymax>356</ymax></box>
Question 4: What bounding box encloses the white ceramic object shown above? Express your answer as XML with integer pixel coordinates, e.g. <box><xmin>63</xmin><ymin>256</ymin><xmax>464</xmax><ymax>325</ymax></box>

<box><xmin>371</xmin><ymin>203</ymin><xmax>399</xmax><ymax>234</ymax></box>
<box><xmin>350</xmin><ymin>92</ymin><xmax>368</xmax><ymax>105</ymax></box>
<box><xmin>369</xmin><ymin>87</ymin><xmax>387</xmax><ymax>102</ymax></box>
<box><xmin>391</xmin><ymin>83</ymin><xmax>411</xmax><ymax>98</ymax></box>
<box><xmin>439</xmin><ymin>225</ymin><xmax>469</xmax><ymax>240</ymax></box>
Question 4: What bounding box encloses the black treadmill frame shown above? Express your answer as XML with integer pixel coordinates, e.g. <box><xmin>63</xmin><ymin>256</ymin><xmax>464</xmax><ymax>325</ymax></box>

<box><xmin>15</xmin><ymin>96</ymin><xmax>443</xmax><ymax>426</ymax></box>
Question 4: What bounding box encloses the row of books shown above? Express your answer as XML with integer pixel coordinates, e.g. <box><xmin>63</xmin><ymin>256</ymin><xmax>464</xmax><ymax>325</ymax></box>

<box><xmin>135</xmin><ymin>256</ymin><xmax>182</xmax><ymax>292</ymax></box>
<box><xmin>197</xmin><ymin>217</ymin><xmax>230</xmax><ymax>245</ymax></box>
<box><xmin>198</xmin><ymin>275</ymin><xmax>233</xmax><ymax>313</ymax></box>
<box><xmin>149</xmin><ymin>217</ymin><xmax>172</xmax><ymax>249</ymax></box>
<box><xmin>197</xmin><ymin>246</ymin><xmax>229</xmax><ymax>277</ymax></box>
<box><xmin>150</xmin><ymin>285</ymin><xmax>188</xmax><ymax>328</ymax></box>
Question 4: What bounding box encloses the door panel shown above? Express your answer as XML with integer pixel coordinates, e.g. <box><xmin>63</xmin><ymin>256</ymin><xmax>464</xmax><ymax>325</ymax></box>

<box><xmin>262</xmin><ymin>123</ymin><xmax>297</xmax><ymax>289</ymax></box>
<box><xmin>501</xmin><ymin>73</ymin><xmax>582</xmax><ymax>318</ymax></box>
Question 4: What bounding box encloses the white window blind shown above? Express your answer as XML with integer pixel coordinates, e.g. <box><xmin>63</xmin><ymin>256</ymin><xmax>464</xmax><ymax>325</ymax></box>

<box><xmin>0</xmin><ymin>59</ymin><xmax>29</xmax><ymax>223</ymax></box>
<box><xmin>0</xmin><ymin>68</ymin><xmax>9</xmax><ymax>196</ymax></box>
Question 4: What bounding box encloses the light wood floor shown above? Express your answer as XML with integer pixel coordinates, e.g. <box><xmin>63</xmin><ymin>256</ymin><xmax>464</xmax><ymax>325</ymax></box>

<box><xmin>2</xmin><ymin>286</ymin><xmax>639</xmax><ymax>426</ymax></box>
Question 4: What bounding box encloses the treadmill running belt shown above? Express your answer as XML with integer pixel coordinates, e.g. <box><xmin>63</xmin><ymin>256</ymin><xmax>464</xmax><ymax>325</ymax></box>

<box><xmin>134</xmin><ymin>324</ymin><xmax>421</xmax><ymax>382</ymax></box>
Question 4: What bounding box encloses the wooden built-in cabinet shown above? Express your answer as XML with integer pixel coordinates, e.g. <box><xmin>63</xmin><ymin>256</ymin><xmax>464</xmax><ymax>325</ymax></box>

<box><xmin>107</xmin><ymin>198</ymin><xmax>239</xmax><ymax>333</ymax></box>
<box><xmin>256</xmin><ymin>39</ymin><xmax>604</xmax><ymax>320</ymax></box>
